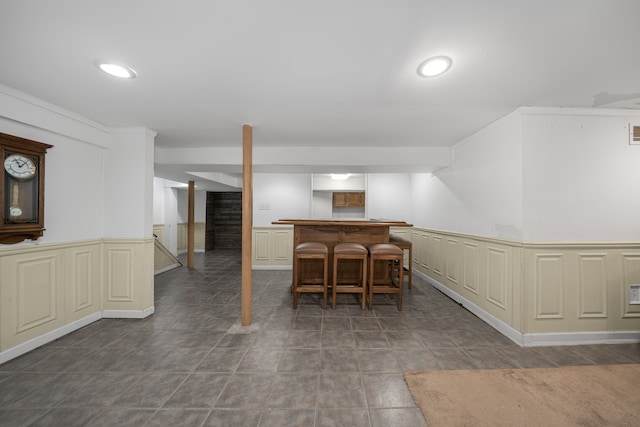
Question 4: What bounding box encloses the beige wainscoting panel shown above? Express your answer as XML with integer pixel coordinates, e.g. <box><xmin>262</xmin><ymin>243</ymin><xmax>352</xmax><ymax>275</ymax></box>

<box><xmin>523</xmin><ymin>245</ymin><xmax>640</xmax><ymax>335</ymax></box>
<box><xmin>177</xmin><ymin>222</ymin><xmax>205</xmax><ymax>252</ymax></box>
<box><xmin>177</xmin><ymin>223</ymin><xmax>187</xmax><ymax>251</ymax></box>
<box><xmin>511</xmin><ymin>245</ymin><xmax>524</xmax><ymax>333</ymax></box>
<box><xmin>445</xmin><ymin>238</ymin><xmax>459</xmax><ymax>285</ymax></box>
<box><xmin>64</xmin><ymin>243</ymin><xmax>102</xmax><ymax>322</ymax></box>
<box><xmin>431</xmin><ymin>235</ymin><xmax>444</xmax><ymax>278</ymax></box>
<box><xmin>0</xmin><ymin>249</ymin><xmax>65</xmax><ymax>350</ymax></box>
<box><xmin>413</xmin><ymin>230</ymin><xmax>425</xmax><ymax>272</ymax></box>
<box><xmin>103</xmin><ymin>239</ymin><xmax>152</xmax><ymax>312</ymax></box>
<box><xmin>577</xmin><ymin>253</ymin><xmax>607</xmax><ymax>318</ymax></box>
<box><xmin>389</xmin><ymin>227</ymin><xmax>639</xmax><ymax>343</ymax></box>
<box><xmin>153</xmin><ymin>224</ymin><xmax>165</xmax><ymax>245</ymax></box>
<box><xmin>71</xmin><ymin>251</ymin><xmax>91</xmax><ymax>310</ymax></box>
<box><xmin>252</xmin><ymin>226</ymin><xmax>293</xmax><ymax>267</ymax></box>
<box><xmin>194</xmin><ymin>223</ymin><xmax>205</xmax><ymax>250</ymax></box>
<box><xmin>142</xmin><ymin>238</ymin><xmax>155</xmax><ymax>311</ymax></box>
<box><xmin>533</xmin><ymin>253</ymin><xmax>565</xmax><ymax>320</ymax></box>
<box><xmin>486</xmin><ymin>246</ymin><xmax>508</xmax><ymax>310</ymax></box>
<box><xmin>420</xmin><ymin>232</ymin><xmax>433</xmax><ymax>272</ymax></box>
<box><xmin>390</xmin><ymin>227</ymin><xmax>411</xmax><ymax>241</ymax></box>
<box><xmin>413</xmin><ymin>228</ymin><xmax>517</xmax><ymax>328</ymax></box>
<box><xmin>15</xmin><ymin>254</ymin><xmax>62</xmax><ymax>334</ymax></box>
<box><xmin>106</xmin><ymin>247</ymin><xmax>134</xmax><ymax>302</ymax></box>
<box><xmin>0</xmin><ymin>239</ymin><xmax>153</xmax><ymax>359</ymax></box>
<box><xmin>463</xmin><ymin>242</ymin><xmax>480</xmax><ymax>295</ymax></box>
<box><xmin>254</xmin><ymin>230</ymin><xmax>270</xmax><ymax>261</ymax></box>
<box><xmin>621</xmin><ymin>252</ymin><xmax>640</xmax><ymax>318</ymax></box>
<box><xmin>274</xmin><ymin>230</ymin><xmax>292</xmax><ymax>261</ymax></box>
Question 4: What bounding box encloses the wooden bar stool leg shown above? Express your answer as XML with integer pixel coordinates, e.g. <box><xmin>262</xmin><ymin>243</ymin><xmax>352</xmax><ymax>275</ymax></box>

<box><xmin>407</xmin><ymin>245</ymin><xmax>412</xmax><ymax>289</ymax></box>
<box><xmin>293</xmin><ymin>255</ymin><xmax>300</xmax><ymax>309</ymax></box>
<box><xmin>332</xmin><ymin>253</ymin><xmax>339</xmax><ymax>309</ymax></box>
<box><xmin>323</xmin><ymin>254</ymin><xmax>328</xmax><ymax>309</ymax></box>
<box><xmin>291</xmin><ymin>254</ymin><xmax>297</xmax><ymax>294</ymax></box>
<box><xmin>360</xmin><ymin>255</ymin><xmax>367</xmax><ymax>310</ymax></box>
<box><xmin>396</xmin><ymin>259</ymin><xmax>404</xmax><ymax>310</ymax></box>
<box><xmin>368</xmin><ymin>255</ymin><xmax>374</xmax><ymax>309</ymax></box>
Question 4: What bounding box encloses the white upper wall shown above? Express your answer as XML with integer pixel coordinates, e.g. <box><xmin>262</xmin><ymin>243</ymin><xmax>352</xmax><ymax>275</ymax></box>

<box><xmin>0</xmin><ymin>116</ymin><xmax>108</xmax><ymax>244</ymax></box>
<box><xmin>0</xmin><ymin>85</ymin><xmax>154</xmax><ymax>246</ymax></box>
<box><xmin>253</xmin><ymin>173</ymin><xmax>312</xmax><ymax>226</ymax></box>
<box><xmin>411</xmin><ymin>107</ymin><xmax>640</xmax><ymax>242</ymax></box>
<box><xmin>103</xmin><ymin>128</ymin><xmax>156</xmax><ymax>239</ymax></box>
<box><xmin>312</xmin><ymin>174</ymin><xmax>366</xmax><ymax>191</ymax></box>
<box><xmin>367</xmin><ymin>173</ymin><xmax>412</xmax><ymax>222</ymax></box>
<box><xmin>176</xmin><ymin>189</ymin><xmax>207</xmax><ymax>223</ymax></box>
<box><xmin>522</xmin><ymin>109</ymin><xmax>640</xmax><ymax>242</ymax></box>
<box><xmin>0</xmin><ymin>86</ymin><xmax>106</xmax><ymax>245</ymax></box>
<box><xmin>160</xmin><ymin>171</ymin><xmax>415</xmax><ymax>227</ymax></box>
<box><xmin>249</xmin><ymin>172</ymin><xmax>414</xmax><ymax>225</ymax></box>
<box><xmin>44</xmin><ymin>134</ymin><xmax>107</xmax><ymax>242</ymax></box>
<box><xmin>153</xmin><ymin>178</ymin><xmax>166</xmax><ymax>225</ymax></box>
<box><xmin>411</xmin><ymin>111</ymin><xmax>524</xmax><ymax>240</ymax></box>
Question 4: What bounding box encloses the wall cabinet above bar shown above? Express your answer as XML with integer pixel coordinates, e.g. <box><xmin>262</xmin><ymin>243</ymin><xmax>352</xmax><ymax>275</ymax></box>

<box><xmin>333</xmin><ymin>191</ymin><xmax>365</xmax><ymax>207</ymax></box>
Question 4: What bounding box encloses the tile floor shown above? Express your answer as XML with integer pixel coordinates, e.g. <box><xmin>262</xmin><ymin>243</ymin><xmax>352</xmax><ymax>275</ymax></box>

<box><xmin>1</xmin><ymin>249</ymin><xmax>638</xmax><ymax>426</ymax></box>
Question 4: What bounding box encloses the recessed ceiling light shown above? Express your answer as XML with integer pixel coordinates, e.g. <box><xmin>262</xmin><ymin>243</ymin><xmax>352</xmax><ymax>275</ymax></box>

<box><xmin>330</xmin><ymin>173</ymin><xmax>350</xmax><ymax>180</ymax></box>
<box><xmin>94</xmin><ymin>59</ymin><xmax>137</xmax><ymax>79</ymax></box>
<box><xmin>417</xmin><ymin>56</ymin><xmax>452</xmax><ymax>77</ymax></box>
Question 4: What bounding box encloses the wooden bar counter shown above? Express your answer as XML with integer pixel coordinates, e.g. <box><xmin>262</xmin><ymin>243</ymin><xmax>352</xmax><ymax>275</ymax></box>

<box><xmin>273</xmin><ymin>219</ymin><xmax>413</xmax><ymax>285</ymax></box>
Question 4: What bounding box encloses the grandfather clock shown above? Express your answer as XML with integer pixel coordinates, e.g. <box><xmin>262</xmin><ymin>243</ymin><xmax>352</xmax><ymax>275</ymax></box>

<box><xmin>0</xmin><ymin>132</ymin><xmax>53</xmax><ymax>244</ymax></box>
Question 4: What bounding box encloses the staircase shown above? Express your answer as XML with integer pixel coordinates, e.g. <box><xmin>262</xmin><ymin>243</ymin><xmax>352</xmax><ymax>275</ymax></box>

<box><xmin>154</xmin><ymin>235</ymin><xmax>182</xmax><ymax>275</ymax></box>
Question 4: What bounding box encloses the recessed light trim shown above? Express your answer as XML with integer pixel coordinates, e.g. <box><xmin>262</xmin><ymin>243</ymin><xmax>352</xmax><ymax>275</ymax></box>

<box><xmin>94</xmin><ymin>59</ymin><xmax>137</xmax><ymax>79</ymax></box>
<box><xmin>417</xmin><ymin>56</ymin><xmax>453</xmax><ymax>77</ymax></box>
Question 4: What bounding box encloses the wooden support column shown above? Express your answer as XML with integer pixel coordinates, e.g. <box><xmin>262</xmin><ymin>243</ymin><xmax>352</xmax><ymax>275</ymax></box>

<box><xmin>187</xmin><ymin>180</ymin><xmax>195</xmax><ymax>269</ymax></box>
<box><xmin>241</xmin><ymin>124</ymin><xmax>253</xmax><ymax>326</ymax></box>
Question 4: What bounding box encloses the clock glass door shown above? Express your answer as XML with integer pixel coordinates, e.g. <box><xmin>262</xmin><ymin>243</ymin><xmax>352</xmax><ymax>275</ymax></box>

<box><xmin>3</xmin><ymin>153</ymin><xmax>39</xmax><ymax>225</ymax></box>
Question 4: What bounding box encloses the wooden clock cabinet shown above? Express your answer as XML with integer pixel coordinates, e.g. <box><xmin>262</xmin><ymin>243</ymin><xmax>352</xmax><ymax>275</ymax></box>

<box><xmin>0</xmin><ymin>132</ymin><xmax>53</xmax><ymax>244</ymax></box>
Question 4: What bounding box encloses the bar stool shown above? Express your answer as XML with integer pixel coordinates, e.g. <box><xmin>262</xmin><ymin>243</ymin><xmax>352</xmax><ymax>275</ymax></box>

<box><xmin>332</xmin><ymin>242</ymin><xmax>368</xmax><ymax>309</ymax></box>
<box><xmin>389</xmin><ymin>235</ymin><xmax>412</xmax><ymax>289</ymax></box>
<box><xmin>292</xmin><ymin>242</ymin><xmax>329</xmax><ymax>309</ymax></box>
<box><xmin>367</xmin><ymin>243</ymin><xmax>404</xmax><ymax>311</ymax></box>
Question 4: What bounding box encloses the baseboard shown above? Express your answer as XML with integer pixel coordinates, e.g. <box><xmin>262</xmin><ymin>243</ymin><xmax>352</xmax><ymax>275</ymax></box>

<box><xmin>177</xmin><ymin>249</ymin><xmax>205</xmax><ymax>255</ymax></box>
<box><xmin>102</xmin><ymin>306</ymin><xmax>155</xmax><ymax>319</ymax></box>
<box><xmin>252</xmin><ymin>265</ymin><xmax>292</xmax><ymax>270</ymax></box>
<box><xmin>523</xmin><ymin>331</ymin><xmax>640</xmax><ymax>347</ymax></box>
<box><xmin>414</xmin><ymin>269</ymin><xmax>640</xmax><ymax>347</ymax></box>
<box><xmin>0</xmin><ymin>312</ymin><xmax>102</xmax><ymax>365</ymax></box>
<box><xmin>154</xmin><ymin>263</ymin><xmax>181</xmax><ymax>275</ymax></box>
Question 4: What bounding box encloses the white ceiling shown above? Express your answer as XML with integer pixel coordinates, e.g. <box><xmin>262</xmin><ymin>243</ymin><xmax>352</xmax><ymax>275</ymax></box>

<box><xmin>1</xmin><ymin>1</ymin><xmax>639</xmax><ymax>188</ymax></box>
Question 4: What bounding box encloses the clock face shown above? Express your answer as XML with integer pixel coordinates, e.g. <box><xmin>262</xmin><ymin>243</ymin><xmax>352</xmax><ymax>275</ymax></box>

<box><xmin>4</xmin><ymin>154</ymin><xmax>37</xmax><ymax>179</ymax></box>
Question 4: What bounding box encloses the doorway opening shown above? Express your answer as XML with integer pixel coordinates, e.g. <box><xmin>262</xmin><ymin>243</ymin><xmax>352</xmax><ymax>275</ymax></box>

<box><xmin>205</xmin><ymin>192</ymin><xmax>242</xmax><ymax>250</ymax></box>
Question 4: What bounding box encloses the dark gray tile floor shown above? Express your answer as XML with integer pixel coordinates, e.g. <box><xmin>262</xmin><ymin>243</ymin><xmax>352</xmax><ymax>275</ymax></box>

<box><xmin>1</xmin><ymin>249</ymin><xmax>638</xmax><ymax>426</ymax></box>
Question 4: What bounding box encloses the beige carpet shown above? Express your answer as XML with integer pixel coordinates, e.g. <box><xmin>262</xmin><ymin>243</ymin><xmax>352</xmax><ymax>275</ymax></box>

<box><xmin>404</xmin><ymin>364</ymin><xmax>640</xmax><ymax>427</ymax></box>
